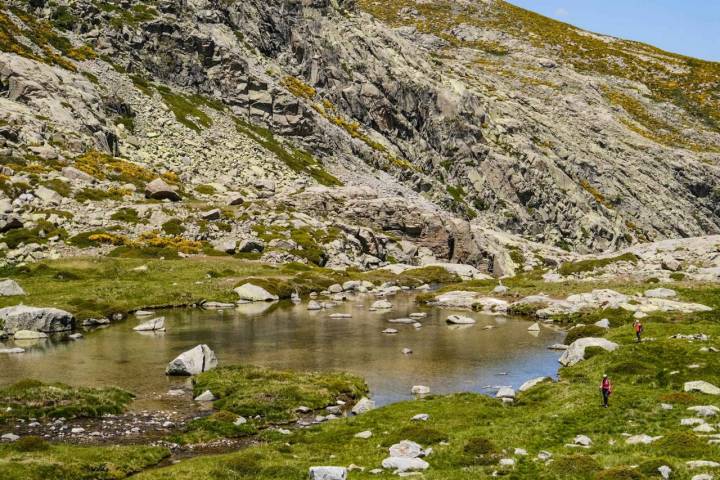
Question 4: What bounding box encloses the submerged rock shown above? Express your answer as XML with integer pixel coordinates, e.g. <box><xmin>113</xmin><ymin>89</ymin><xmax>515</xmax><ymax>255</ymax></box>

<box><xmin>13</xmin><ymin>330</ymin><xmax>48</xmax><ymax>339</ymax></box>
<box><xmin>446</xmin><ymin>314</ymin><xmax>476</xmax><ymax>325</ymax></box>
<box><xmin>133</xmin><ymin>317</ymin><xmax>165</xmax><ymax>332</ymax></box>
<box><xmin>0</xmin><ymin>306</ymin><xmax>74</xmax><ymax>334</ymax></box>
<box><xmin>371</xmin><ymin>299</ymin><xmax>393</xmax><ymax>309</ymax></box>
<box><xmin>166</xmin><ymin>344</ymin><xmax>218</xmax><ymax>376</ymax></box>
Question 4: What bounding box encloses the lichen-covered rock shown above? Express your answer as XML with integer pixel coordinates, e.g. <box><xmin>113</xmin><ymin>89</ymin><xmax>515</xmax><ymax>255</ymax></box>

<box><xmin>0</xmin><ymin>279</ymin><xmax>25</xmax><ymax>296</ymax></box>
<box><xmin>234</xmin><ymin>283</ymin><xmax>279</xmax><ymax>302</ymax></box>
<box><xmin>0</xmin><ymin>306</ymin><xmax>74</xmax><ymax>334</ymax></box>
<box><xmin>145</xmin><ymin>178</ymin><xmax>180</xmax><ymax>201</ymax></box>
<box><xmin>166</xmin><ymin>344</ymin><xmax>218</xmax><ymax>376</ymax></box>
<box><xmin>559</xmin><ymin>337</ymin><xmax>619</xmax><ymax>366</ymax></box>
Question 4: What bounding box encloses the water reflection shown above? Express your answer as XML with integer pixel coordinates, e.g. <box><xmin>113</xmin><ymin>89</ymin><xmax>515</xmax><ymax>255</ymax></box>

<box><xmin>0</xmin><ymin>293</ymin><xmax>564</xmax><ymax>409</ymax></box>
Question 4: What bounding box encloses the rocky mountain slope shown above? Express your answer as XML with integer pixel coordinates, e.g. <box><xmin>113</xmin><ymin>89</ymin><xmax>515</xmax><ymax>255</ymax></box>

<box><xmin>0</xmin><ymin>0</ymin><xmax>719</xmax><ymax>274</ymax></box>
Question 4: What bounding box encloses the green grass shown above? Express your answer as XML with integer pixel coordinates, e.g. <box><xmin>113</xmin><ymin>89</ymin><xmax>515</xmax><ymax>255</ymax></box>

<box><xmin>193</xmin><ymin>365</ymin><xmax>368</xmax><ymax>424</ymax></box>
<box><xmin>235</xmin><ymin>118</ymin><xmax>342</xmax><ymax>187</ymax></box>
<box><xmin>0</xmin><ymin>442</ymin><xmax>169</xmax><ymax>480</ymax></box>
<box><xmin>0</xmin><ymin>379</ymin><xmax>133</xmax><ymax>422</ymax></box>
<box><xmin>0</xmin><ymin>257</ymin><xmax>459</xmax><ymax>320</ymax></box>
<box><xmin>1</xmin><ymin>221</ymin><xmax>68</xmax><ymax>249</ymax></box>
<box><xmin>155</xmin><ymin>85</ymin><xmax>211</xmax><ymax>132</ymax></box>
<box><xmin>110</xmin><ymin>207</ymin><xmax>143</xmax><ymax>224</ymax></box>
<box><xmin>559</xmin><ymin>253</ymin><xmax>639</xmax><ymax>276</ymax></box>
<box><xmin>161</xmin><ymin>218</ymin><xmax>186</xmax><ymax>236</ymax></box>
<box><xmin>129</xmin><ymin>318</ymin><xmax>720</xmax><ymax>480</ymax></box>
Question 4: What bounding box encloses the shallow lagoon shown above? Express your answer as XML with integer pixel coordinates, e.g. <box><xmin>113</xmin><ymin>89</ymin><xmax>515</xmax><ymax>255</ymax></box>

<box><xmin>0</xmin><ymin>293</ymin><xmax>564</xmax><ymax>409</ymax></box>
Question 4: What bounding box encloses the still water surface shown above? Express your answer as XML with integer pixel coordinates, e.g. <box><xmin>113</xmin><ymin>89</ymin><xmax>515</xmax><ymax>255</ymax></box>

<box><xmin>0</xmin><ymin>293</ymin><xmax>564</xmax><ymax>409</ymax></box>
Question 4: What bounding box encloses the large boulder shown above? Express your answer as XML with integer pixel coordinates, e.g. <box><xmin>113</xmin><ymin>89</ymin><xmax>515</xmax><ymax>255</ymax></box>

<box><xmin>0</xmin><ymin>306</ymin><xmax>74</xmax><ymax>334</ymax></box>
<box><xmin>165</xmin><ymin>344</ymin><xmax>218</xmax><ymax>376</ymax></box>
<box><xmin>0</xmin><ymin>279</ymin><xmax>25</xmax><ymax>296</ymax></box>
<box><xmin>308</xmin><ymin>467</ymin><xmax>347</xmax><ymax>480</ymax></box>
<box><xmin>234</xmin><ymin>283</ymin><xmax>279</xmax><ymax>302</ymax></box>
<box><xmin>144</xmin><ymin>178</ymin><xmax>181</xmax><ymax>201</ymax></box>
<box><xmin>237</xmin><ymin>238</ymin><xmax>265</xmax><ymax>253</ymax></box>
<box><xmin>559</xmin><ymin>337</ymin><xmax>619</xmax><ymax>366</ymax></box>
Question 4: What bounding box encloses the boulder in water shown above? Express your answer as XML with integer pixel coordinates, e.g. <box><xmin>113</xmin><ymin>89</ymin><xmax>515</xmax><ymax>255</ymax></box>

<box><xmin>166</xmin><ymin>344</ymin><xmax>218</xmax><ymax>376</ymax></box>
<box><xmin>0</xmin><ymin>306</ymin><xmax>74</xmax><ymax>334</ymax></box>
<box><xmin>133</xmin><ymin>317</ymin><xmax>165</xmax><ymax>331</ymax></box>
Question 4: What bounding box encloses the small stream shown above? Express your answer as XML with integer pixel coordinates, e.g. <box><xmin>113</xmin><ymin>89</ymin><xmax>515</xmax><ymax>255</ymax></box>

<box><xmin>0</xmin><ymin>293</ymin><xmax>565</xmax><ymax>409</ymax></box>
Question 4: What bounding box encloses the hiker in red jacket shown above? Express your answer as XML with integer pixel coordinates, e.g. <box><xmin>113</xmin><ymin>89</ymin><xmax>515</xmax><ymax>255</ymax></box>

<box><xmin>633</xmin><ymin>319</ymin><xmax>644</xmax><ymax>343</ymax></box>
<box><xmin>600</xmin><ymin>374</ymin><xmax>612</xmax><ymax>407</ymax></box>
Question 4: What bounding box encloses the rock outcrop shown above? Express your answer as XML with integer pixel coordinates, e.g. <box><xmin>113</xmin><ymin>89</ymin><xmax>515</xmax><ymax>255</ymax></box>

<box><xmin>0</xmin><ymin>306</ymin><xmax>74</xmax><ymax>334</ymax></box>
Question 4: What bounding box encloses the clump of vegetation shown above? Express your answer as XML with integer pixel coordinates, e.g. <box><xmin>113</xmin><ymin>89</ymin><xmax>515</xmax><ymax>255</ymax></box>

<box><xmin>0</xmin><ymin>379</ymin><xmax>133</xmax><ymax>421</ymax></box>
<box><xmin>549</xmin><ymin>455</ymin><xmax>602</xmax><ymax>479</ymax></box>
<box><xmin>41</xmin><ymin>178</ymin><xmax>71</xmax><ymax>197</ymax></box>
<box><xmin>73</xmin><ymin>150</ymin><xmax>159</xmax><ymax>188</ymax></box>
<box><xmin>194</xmin><ymin>184</ymin><xmax>217</xmax><ymax>195</ymax></box>
<box><xmin>161</xmin><ymin>218</ymin><xmax>186</xmax><ymax>236</ymax></box>
<box><xmin>156</xmin><ymin>85</ymin><xmax>212</xmax><ymax>132</ymax></box>
<box><xmin>235</xmin><ymin>117</ymin><xmax>342</xmax><ymax>187</ymax></box>
<box><xmin>111</xmin><ymin>208</ymin><xmax>143</xmax><ymax>224</ymax></box>
<box><xmin>1</xmin><ymin>220</ymin><xmax>67</xmax><ymax>249</ymax></box>
<box><xmin>12</xmin><ymin>436</ymin><xmax>49</xmax><ymax>452</ymax></box>
<box><xmin>655</xmin><ymin>432</ymin><xmax>708</xmax><ymax>458</ymax></box>
<box><xmin>594</xmin><ymin>466</ymin><xmax>644</xmax><ymax>480</ymax></box>
<box><xmin>281</xmin><ymin>76</ymin><xmax>316</xmax><ymax>99</ymax></box>
<box><xmin>382</xmin><ymin>426</ymin><xmax>448</xmax><ymax>447</ymax></box>
<box><xmin>171</xmin><ymin>411</ymin><xmax>258</xmax><ymax>445</ymax></box>
<box><xmin>564</xmin><ymin>324</ymin><xmax>607</xmax><ymax>345</ymax></box>
<box><xmin>192</xmin><ymin>365</ymin><xmax>368</xmax><ymax>424</ymax></box>
<box><xmin>75</xmin><ymin>186</ymin><xmax>129</xmax><ymax>202</ymax></box>
<box><xmin>559</xmin><ymin>253</ymin><xmax>638</xmax><ymax>276</ymax></box>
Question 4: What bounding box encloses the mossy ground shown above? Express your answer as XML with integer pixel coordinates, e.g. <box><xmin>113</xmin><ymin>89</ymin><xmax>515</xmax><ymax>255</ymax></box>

<box><xmin>0</xmin><ymin>442</ymin><xmax>169</xmax><ymax>480</ymax></box>
<box><xmin>194</xmin><ymin>365</ymin><xmax>368</xmax><ymax>424</ymax></box>
<box><xmin>0</xmin><ymin>380</ymin><xmax>133</xmax><ymax>422</ymax></box>
<box><xmin>1</xmin><ymin>270</ymin><xmax>719</xmax><ymax>478</ymax></box>
<box><xmin>0</xmin><ymin>257</ymin><xmax>457</xmax><ymax>320</ymax></box>
<box><xmin>126</xmin><ymin>319</ymin><xmax>720</xmax><ymax>480</ymax></box>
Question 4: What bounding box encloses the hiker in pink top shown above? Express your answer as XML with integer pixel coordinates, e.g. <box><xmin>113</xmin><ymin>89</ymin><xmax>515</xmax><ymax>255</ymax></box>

<box><xmin>600</xmin><ymin>374</ymin><xmax>613</xmax><ymax>407</ymax></box>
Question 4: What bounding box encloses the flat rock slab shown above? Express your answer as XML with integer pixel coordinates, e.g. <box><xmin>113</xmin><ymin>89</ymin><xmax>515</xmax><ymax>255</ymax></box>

<box><xmin>133</xmin><ymin>317</ymin><xmax>165</xmax><ymax>331</ymax></box>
